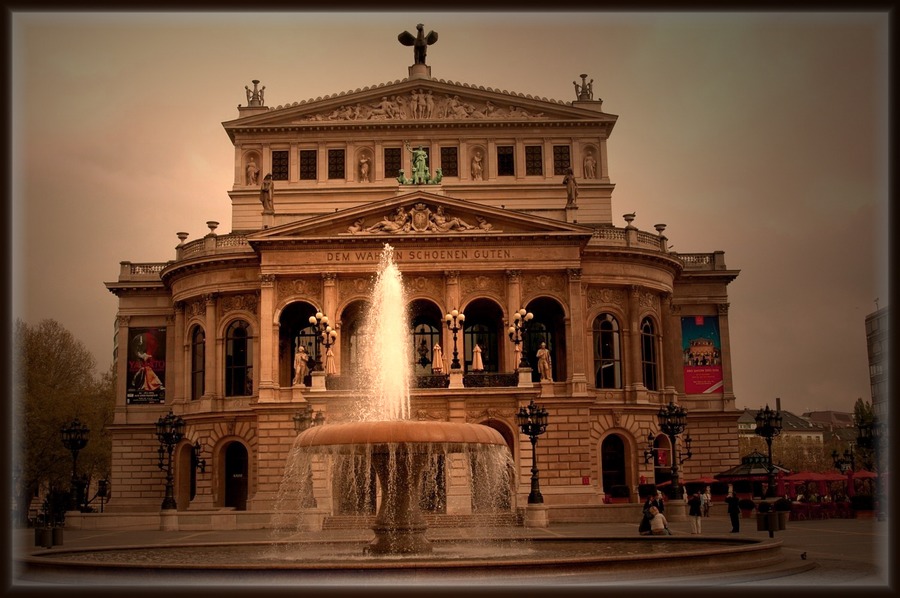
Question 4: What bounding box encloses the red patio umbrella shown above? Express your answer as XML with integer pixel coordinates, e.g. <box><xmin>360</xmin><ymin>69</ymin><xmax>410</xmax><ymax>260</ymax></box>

<box><xmin>852</xmin><ymin>469</ymin><xmax>878</xmax><ymax>479</ymax></box>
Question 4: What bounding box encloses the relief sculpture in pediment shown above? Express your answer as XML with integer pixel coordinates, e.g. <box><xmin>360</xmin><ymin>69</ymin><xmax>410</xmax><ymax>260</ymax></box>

<box><xmin>345</xmin><ymin>203</ymin><xmax>499</xmax><ymax>235</ymax></box>
<box><xmin>299</xmin><ymin>89</ymin><xmax>546</xmax><ymax>123</ymax></box>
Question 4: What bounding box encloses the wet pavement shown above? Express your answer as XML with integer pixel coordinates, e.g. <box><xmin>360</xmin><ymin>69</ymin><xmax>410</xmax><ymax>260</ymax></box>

<box><xmin>9</xmin><ymin>513</ymin><xmax>891</xmax><ymax>591</ymax></box>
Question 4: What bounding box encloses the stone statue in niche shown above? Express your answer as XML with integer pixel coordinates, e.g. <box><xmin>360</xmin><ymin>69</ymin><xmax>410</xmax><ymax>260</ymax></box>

<box><xmin>358</xmin><ymin>155</ymin><xmax>370</xmax><ymax>182</ymax></box>
<box><xmin>471</xmin><ymin>150</ymin><xmax>484</xmax><ymax>181</ymax></box>
<box><xmin>293</xmin><ymin>344</ymin><xmax>310</xmax><ymax>386</ymax></box>
<box><xmin>536</xmin><ymin>342</ymin><xmax>553</xmax><ymax>382</ymax></box>
<box><xmin>583</xmin><ymin>150</ymin><xmax>597</xmax><ymax>179</ymax></box>
<box><xmin>246</xmin><ymin>157</ymin><xmax>259</xmax><ymax>186</ymax></box>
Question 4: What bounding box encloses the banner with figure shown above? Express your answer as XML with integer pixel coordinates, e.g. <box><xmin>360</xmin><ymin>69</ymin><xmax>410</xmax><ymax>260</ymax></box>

<box><xmin>127</xmin><ymin>328</ymin><xmax>166</xmax><ymax>404</ymax></box>
<box><xmin>681</xmin><ymin>316</ymin><xmax>723</xmax><ymax>394</ymax></box>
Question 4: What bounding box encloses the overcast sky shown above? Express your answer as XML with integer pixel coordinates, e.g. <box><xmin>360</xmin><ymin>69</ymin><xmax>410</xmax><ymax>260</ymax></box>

<box><xmin>10</xmin><ymin>11</ymin><xmax>889</xmax><ymax>416</ymax></box>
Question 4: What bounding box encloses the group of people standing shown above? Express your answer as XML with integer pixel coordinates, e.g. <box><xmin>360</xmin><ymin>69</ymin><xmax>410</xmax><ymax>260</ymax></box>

<box><xmin>641</xmin><ymin>486</ymin><xmax>717</xmax><ymax>536</ymax></box>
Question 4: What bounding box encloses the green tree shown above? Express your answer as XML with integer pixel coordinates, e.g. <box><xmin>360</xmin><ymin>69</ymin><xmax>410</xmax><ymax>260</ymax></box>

<box><xmin>13</xmin><ymin>319</ymin><xmax>114</xmax><ymax>524</ymax></box>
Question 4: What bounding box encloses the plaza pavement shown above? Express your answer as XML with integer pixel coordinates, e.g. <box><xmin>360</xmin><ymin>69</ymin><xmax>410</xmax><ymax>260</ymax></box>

<box><xmin>9</xmin><ymin>512</ymin><xmax>892</xmax><ymax>590</ymax></box>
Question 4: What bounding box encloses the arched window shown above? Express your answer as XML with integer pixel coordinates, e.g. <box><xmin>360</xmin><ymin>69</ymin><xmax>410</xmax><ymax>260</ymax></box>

<box><xmin>225</xmin><ymin>320</ymin><xmax>253</xmax><ymax>397</ymax></box>
<box><xmin>411</xmin><ymin>320</ymin><xmax>442</xmax><ymax>375</ymax></box>
<box><xmin>190</xmin><ymin>326</ymin><xmax>205</xmax><ymax>400</ymax></box>
<box><xmin>463</xmin><ymin>323</ymin><xmax>499</xmax><ymax>372</ymax></box>
<box><xmin>601</xmin><ymin>434</ymin><xmax>626</xmax><ymax>492</ymax></box>
<box><xmin>641</xmin><ymin>317</ymin><xmax>658</xmax><ymax>391</ymax></box>
<box><xmin>593</xmin><ymin>314</ymin><xmax>622</xmax><ymax>389</ymax></box>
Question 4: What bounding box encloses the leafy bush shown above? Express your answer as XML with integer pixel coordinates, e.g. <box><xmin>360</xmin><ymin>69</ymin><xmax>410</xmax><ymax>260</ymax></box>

<box><xmin>773</xmin><ymin>497</ymin><xmax>793</xmax><ymax>512</ymax></box>
<box><xmin>738</xmin><ymin>498</ymin><xmax>756</xmax><ymax>511</ymax></box>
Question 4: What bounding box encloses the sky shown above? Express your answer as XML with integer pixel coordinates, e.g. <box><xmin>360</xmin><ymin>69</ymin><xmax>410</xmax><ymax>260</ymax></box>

<box><xmin>10</xmin><ymin>11</ymin><xmax>889</xmax><ymax>417</ymax></box>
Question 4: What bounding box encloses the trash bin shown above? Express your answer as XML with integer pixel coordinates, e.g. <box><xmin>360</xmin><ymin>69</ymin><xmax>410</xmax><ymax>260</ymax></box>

<box><xmin>38</xmin><ymin>527</ymin><xmax>53</xmax><ymax>548</ymax></box>
<box><xmin>52</xmin><ymin>526</ymin><xmax>64</xmax><ymax>546</ymax></box>
<box><xmin>776</xmin><ymin>511</ymin><xmax>788</xmax><ymax>530</ymax></box>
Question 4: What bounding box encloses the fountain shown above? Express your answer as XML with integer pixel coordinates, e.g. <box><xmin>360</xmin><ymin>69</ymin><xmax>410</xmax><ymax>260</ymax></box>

<box><xmin>18</xmin><ymin>245</ymin><xmax>788</xmax><ymax>583</ymax></box>
<box><xmin>274</xmin><ymin>244</ymin><xmax>513</xmax><ymax>555</ymax></box>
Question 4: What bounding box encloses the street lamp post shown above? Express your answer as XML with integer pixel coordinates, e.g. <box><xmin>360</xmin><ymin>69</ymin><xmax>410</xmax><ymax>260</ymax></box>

<box><xmin>655</xmin><ymin>402</ymin><xmax>692</xmax><ymax>499</ymax></box>
<box><xmin>444</xmin><ymin>309</ymin><xmax>466</xmax><ymax>370</ymax></box>
<box><xmin>156</xmin><ymin>410</ymin><xmax>185</xmax><ymax>510</ymax></box>
<box><xmin>60</xmin><ymin>418</ymin><xmax>90</xmax><ymax>511</ymax></box>
<box><xmin>754</xmin><ymin>403</ymin><xmax>783</xmax><ymax>498</ymax></box>
<box><xmin>516</xmin><ymin>398</ymin><xmax>549</xmax><ymax>504</ymax></box>
<box><xmin>507</xmin><ymin>308</ymin><xmax>534</xmax><ymax>369</ymax></box>
<box><xmin>308</xmin><ymin>312</ymin><xmax>336</xmax><ymax>372</ymax></box>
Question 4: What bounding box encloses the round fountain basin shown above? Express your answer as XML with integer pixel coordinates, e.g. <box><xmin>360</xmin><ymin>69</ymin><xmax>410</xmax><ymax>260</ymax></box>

<box><xmin>295</xmin><ymin>421</ymin><xmax>507</xmax><ymax>453</ymax></box>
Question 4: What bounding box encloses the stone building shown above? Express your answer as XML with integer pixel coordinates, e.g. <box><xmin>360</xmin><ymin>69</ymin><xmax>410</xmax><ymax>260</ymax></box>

<box><xmin>101</xmin><ymin>42</ymin><xmax>742</xmax><ymax>528</ymax></box>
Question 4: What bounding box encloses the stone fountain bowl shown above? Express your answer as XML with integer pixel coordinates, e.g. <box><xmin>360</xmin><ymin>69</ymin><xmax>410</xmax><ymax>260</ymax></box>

<box><xmin>294</xmin><ymin>420</ymin><xmax>507</xmax><ymax>454</ymax></box>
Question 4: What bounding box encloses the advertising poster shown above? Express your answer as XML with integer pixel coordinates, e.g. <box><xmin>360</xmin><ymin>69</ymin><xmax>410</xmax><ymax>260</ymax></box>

<box><xmin>127</xmin><ymin>327</ymin><xmax>166</xmax><ymax>404</ymax></box>
<box><xmin>681</xmin><ymin>316</ymin><xmax>723</xmax><ymax>394</ymax></box>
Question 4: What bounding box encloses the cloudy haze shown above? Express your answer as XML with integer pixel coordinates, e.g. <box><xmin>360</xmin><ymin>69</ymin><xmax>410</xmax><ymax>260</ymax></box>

<box><xmin>11</xmin><ymin>11</ymin><xmax>889</xmax><ymax>416</ymax></box>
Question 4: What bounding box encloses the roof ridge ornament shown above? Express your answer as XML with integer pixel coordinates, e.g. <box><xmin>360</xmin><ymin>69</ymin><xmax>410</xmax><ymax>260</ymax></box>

<box><xmin>245</xmin><ymin>79</ymin><xmax>266</xmax><ymax>107</ymax></box>
<box><xmin>398</xmin><ymin>23</ymin><xmax>438</xmax><ymax>66</ymax></box>
<box><xmin>574</xmin><ymin>74</ymin><xmax>593</xmax><ymax>101</ymax></box>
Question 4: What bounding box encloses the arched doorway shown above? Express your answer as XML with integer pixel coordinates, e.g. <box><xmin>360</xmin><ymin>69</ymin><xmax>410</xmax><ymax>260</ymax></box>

<box><xmin>652</xmin><ymin>435</ymin><xmax>673</xmax><ymax>487</ymax></box>
<box><xmin>279</xmin><ymin>301</ymin><xmax>319</xmax><ymax>387</ymax></box>
<box><xmin>408</xmin><ymin>299</ymin><xmax>444</xmax><ymax>375</ymax></box>
<box><xmin>338</xmin><ymin>300</ymin><xmax>371</xmax><ymax>376</ymax></box>
<box><xmin>600</xmin><ymin>434</ymin><xmax>627</xmax><ymax>494</ymax></box>
<box><xmin>462</xmin><ymin>298</ymin><xmax>503</xmax><ymax>372</ymax></box>
<box><xmin>223</xmin><ymin>442</ymin><xmax>249</xmax><ymax>511</ymax></box>
<box><xmin>473</xmin><ymin>420</ymin><xmax>515</xmax><ymax>512</ymax></box>
<box><xmin>524</xmin><ymin>297</ymin><xmax>567</xmax><ymax>382</ymax></box>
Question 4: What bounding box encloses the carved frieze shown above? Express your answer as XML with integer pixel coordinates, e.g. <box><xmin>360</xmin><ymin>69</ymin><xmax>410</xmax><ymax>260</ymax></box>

<box><xmin>718</xmin><ymin>303</ymin><xmax>730</xmax><ymax>315</ymax></box>
<box><xmin>460</xmin><ymin>273</ymin><xmax>504</xmax><ymax>300</ymax></box>
<box><xmin>339</xmin><ymin>277</ymin><xmax>373</xmax><ymax>300</ymax></box>
<box><xmin>187</xmin><ymin>299</ymin><xmax>205</xmax><ymax>318</ymax></box>
<box><xmin>586</xmin><ymin>286</ymin><xmax>626</xmax><ymax>309</ymax></box>
<box><xmin>297</xmin><ymin>89</ymin><xmax>547</xmax><ymax>123</ymax></box>
<box><xmin>467</xmin><ymin>406</ymin><xmax>516</xmax><ymax>423</ymax></box>
<box><xmin>638</xmin><ymin>291</ymin><xmax>658</xmax><ymax>311</ymax></box>
<box><xmin>220</xmin><ymin>293</ymin><xmax>259</xmax><ymax>315</ymax></box>
<box><xmin>523</xmin><ymin>272</ymin><xmax>566</xmax><ymax>296</ymax></box>
<box><xmin>346</xmin><ymin>202</ymin><xmax>497</xmax><ymax>235</ymax></box>
<box><xmin>277</xmin><ymin>278</ymin><xmax>323</xmax><ymax>301</ymax></box>
<box><xmin>404</xmin><ymin>275</ymin><xmax>441</xmax><ymax>298</ymax></box>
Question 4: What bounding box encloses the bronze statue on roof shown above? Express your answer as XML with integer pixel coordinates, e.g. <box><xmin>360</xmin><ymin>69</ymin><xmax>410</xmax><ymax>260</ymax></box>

<box><xmin>399</xmin><ymin>24</ymin><xmax>438</xmax><ymax>65</ymax></box>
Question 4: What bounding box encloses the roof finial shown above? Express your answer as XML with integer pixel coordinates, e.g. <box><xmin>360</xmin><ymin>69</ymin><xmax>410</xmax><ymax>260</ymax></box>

<box><xmin>398</xmin><ymin>23</ymin><xmax>438</xmax><ymax>66</ymax></box>
<box><xmin>574</xmin><ymin>73</ymin><xmax>594</xmax><ymax>101</ymax></box>
<box><xmin>244</xmin><ymin>79</ymin><xmax>266</xmax><ymax>107</ymax></box>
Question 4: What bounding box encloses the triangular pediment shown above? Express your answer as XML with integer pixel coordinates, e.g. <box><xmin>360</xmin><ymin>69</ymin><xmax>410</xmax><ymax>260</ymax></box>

<box><xmin>224</xmin><ymin>77</ymin><xmax>616</xmax><ymax>135</ymax></box>
<box><xmin>247</xmin><ymin>191</ymin><xmax>594</xmax><ymax>245</ymax></box>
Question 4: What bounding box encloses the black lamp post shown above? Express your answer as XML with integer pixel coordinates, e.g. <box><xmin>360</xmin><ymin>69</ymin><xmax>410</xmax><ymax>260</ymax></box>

<box><xmin>293</xmin><ymin>403</ymin><xmax>326</xmax><ymax>433</ymax></box>
<box><xmin>156</xmin><ymin>410</ymin><xmax>185</xmax><ymax>510</ymax></box>
<box><xmin>516</xmin><ymin>398</ymin><xmax>549</xmax><ymax>504</ymax></box>
<box><xmin>308</xmin><ymin>312</ymin><xmax>335</xmax><ymax>372</ymax></box>
<box><xmin>60</xmin><ymin>418</ymin><xmax>90</xmax><ymax>511</ymax></box>
<box><xmin>754</xmin><ymin>403</ymin><xmax>783</xmax><ymax>498</ymax></box>
<box><xmin>507</xmin><ymin>308</ymin><xmax>534</xmax><ymax>369</ymax></box>
<box><xmin>444</xmin><ymin>309</ymin><xmax>466</xmax><ymax>370</ymax></box>
<box><xmin>655</xmin><ymin>402</ymin><xmax>692</xmax><ymax>499</ymax></box>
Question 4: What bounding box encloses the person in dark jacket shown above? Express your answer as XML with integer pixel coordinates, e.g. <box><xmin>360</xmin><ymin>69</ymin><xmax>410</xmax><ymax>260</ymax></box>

<box><xmin>725</xmin><ymin>492</ymin><xmax>741</xmax><ymax>532</ymax></box>
<box><xmin>688</xmin><ymin>492</ymin><xmax>703</xmax><ymax>534</ymax></box>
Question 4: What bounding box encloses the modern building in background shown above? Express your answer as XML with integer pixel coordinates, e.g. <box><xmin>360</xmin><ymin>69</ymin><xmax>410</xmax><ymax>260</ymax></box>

<box><xmin>865</xmin><ymin>306</ymin><xmax>888</xmax><ymax>422</ymax></box>
<box><xmin>100</xmin><ymin>35</ymin><xmax>743</xmax><ymax>527</ymax></box>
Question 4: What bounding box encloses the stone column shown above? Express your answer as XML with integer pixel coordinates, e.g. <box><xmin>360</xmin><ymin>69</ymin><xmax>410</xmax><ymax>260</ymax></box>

<box><xmin>323</xmin><ymin>273</ymin><xmax>339</xmax><ymax>374</ymax></box>
<box><xmin>173</xmin><ymin>302</ymin><xmax>185</xmax><ymax>402</ymax></box>
<box><xmin>626</xmin><ymin>285</ymin><xmax>645</xmax><ymax>399</ymax></box>
<box><xmin>258</xmin><ymin>274</ymin><xmax>277</xmax><ymax>402</ymax></box>
<box><xmin>114</xmin><ymin>316</ymin><xmax>130</xmax><ymax>423</ymax></box>
<box><xmin>717</xmin><ymin>303</ymin><xmax>736</xmax><ymax>407</ymax></box>
<box><xmin>505</xmin><ymin>269</ymin><xmax>522</xmax><ymax>373</ymax></box>
<box><xmin>567</xmin><ymin>269</ymin><xmax>588</xmax><ymax>394</ymax></box>
<box><xmin>598</xmin><ymin>138</ymin><xmax>610</xmax><ymax>182</ymax></box>
<box><xmin>203</xmin><ymin>293</ymin><xmax>218</xmax><ymax>399</ymax></box>
<box><xmin>660</xmin><ymin>292</ymin><xmax>679</xmax><ymax>401</ymax></box>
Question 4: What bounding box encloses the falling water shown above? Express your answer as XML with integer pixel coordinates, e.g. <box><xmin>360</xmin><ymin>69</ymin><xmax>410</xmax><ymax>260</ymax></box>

<box><xmin>354</xmin><ymin>244</ymin><xmax>411</xmax><ymax>422</ymax></box>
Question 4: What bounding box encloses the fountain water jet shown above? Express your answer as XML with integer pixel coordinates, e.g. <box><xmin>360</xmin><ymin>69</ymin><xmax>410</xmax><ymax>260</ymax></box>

<box><xmin>276</xmin><ymin>244</ymin><xmax>513</xmax><ymax>555</ymax></box>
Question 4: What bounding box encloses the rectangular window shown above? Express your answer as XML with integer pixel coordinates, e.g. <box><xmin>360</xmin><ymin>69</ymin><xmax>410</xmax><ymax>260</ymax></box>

<box><xmin>440</xmin><ymin>147</ymin><xmax>458</xmax><ymax>177</ymax></box>
<box><xmin>384</xmin><ymin>147</ymin><xmax>402</xmax><ymax>179</ymax></box>
<box><xmin>525</xmin><ymin>145</ymin><xmax>543</xmax><ymax>176</ymax></box>
<box><xmin>299</xmin><ymin>150</ymin><xmax>317</xmax><ymax>180</ymax></box>
<box><xmin>327</xmin><ymin>149</ymin><xmax>345</xmax><ymax>179</ymax></box>
<box><xmin>553</xmin><ymin>145</ymin><xmax>571</xmax><ymax>175</ymax></box>
<box><xmin>272</xmin><ymin>150</ymin><xmax>289</xmax><ymax>181</ymax></box>
<box><xmin>497</xmin><ymin>145</ymin><xmax>515</xmax><ymax>176</ymax></box>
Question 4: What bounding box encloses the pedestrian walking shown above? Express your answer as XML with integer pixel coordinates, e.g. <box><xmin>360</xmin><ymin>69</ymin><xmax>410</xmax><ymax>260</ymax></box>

<box><xmin>688</xmin><ymin>492</ymin><xmax>703</xmax><ymax>534</ymax></box>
